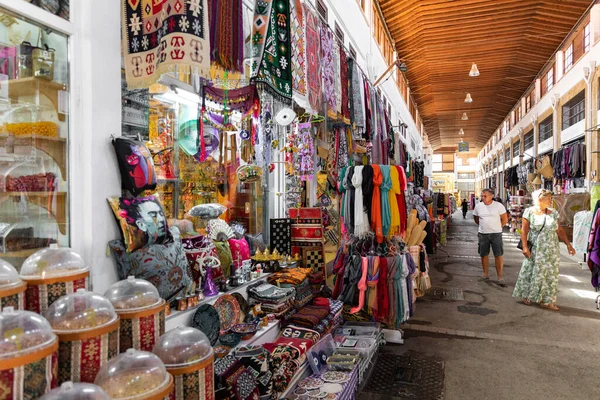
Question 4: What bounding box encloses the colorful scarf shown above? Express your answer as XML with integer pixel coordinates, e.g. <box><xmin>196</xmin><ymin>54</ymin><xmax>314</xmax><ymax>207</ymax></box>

<box><xmin>303</xmin><ymin>3</ymin><xmax>321</xmax><ymax>112</ymax></box>
<box><xmin>209</xmin><ymin>0</ymin><xmax>244</xmax><ymax>73</ymax></box>
<box><xmin>380</xmin><ymin>165</ymin><xmax>392</xmax><ymax>237</ymax></box>
<box><xmin>295</xmin><ymin>122</ymin><xmax>315</xmax><ymax>181</ymax></box>
<box><xmin>371</xmin><ymin>165</ymin><xmax>383</xmax><ymax>243</ymax></box>
<box><xmin>362</xmin><ymin>165</ymin><xmax>374</xmax><ymax>226</ymax></box>
<box><xmin>340</xmin><ymin>46</ymin><xmax>350</xmax><ymax>121</ymax></box>
<box><xmin>352</xmin><ymin>166</ymin><xmax>368</xmax><ymax>237</ymax></box>
<box><xmin>122</xmin><ymin>0</ymin><xmax>210</xmax><ymax>89</ymax></box>
<box><xmin>250</xmin><ymin>0</ymin><xmax>292</xmax><ymax>103</ymax></box>
<box><xmin>376</xmin><ymin>257</ymin><xmax>389</xmax><ymax>322</ymax></box>
<box><xmin>290</xmin><ymin>0</ymin><xmax>309</xmax><ymax>109</ymax></box>
<box><xmin>320</xmin><ymin>26</ymin><xmax>336</xmax><ymax>110</ymax></box>
<box><xmin>349</xmin><ymin>257</ymin><xmax>369</xmax><ymax>314</ymax></box>
<box><xmin>389</xmin><ymin>165</ymin><xmax>401</xmax><ymax>236</ymax></box>
<box><xmin>396</xmin><ymin>166</ymin><xmax>408</xmax><ymax>235</ymax></box>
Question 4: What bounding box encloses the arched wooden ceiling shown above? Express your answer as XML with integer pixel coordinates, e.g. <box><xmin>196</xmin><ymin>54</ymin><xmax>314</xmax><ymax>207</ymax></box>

<box><xmin>378</xmin><ymin>0</ymin><xmax>594</xmax><ymax>151</ymax></box>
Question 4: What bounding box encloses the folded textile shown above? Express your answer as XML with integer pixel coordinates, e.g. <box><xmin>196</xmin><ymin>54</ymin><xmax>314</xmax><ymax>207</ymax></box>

<box><xmin>267</xmin><ymin>268</ymin><xmax>312</xmax><ymax>286</ymax></box>
<box><xmin>294</xmin><ymin>278</ymin><xmax>314</xmax><ymax>309</ymax></box>
<box><xmin>249</xmin><ymin>282</ymin><xmax>296</xmax><ymax>302</ymax></box>
<box><xmin>287</xmin><ymin>305</ymin><xmax>330</xmax><ymax>329</ymax></box>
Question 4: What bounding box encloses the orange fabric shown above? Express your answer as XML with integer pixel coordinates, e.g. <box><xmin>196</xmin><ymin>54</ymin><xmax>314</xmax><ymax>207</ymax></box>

<box><xmin>350</xmin><ymin>257</ymin><xmax>369</xmax><ymax>314</ymax></box>
<box><xmin>371</xmin><ymin>165</ymin><xmax>383</xmax><ymax>243</ymax></box>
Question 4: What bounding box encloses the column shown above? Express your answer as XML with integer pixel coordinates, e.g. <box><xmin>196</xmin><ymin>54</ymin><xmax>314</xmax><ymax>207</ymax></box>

<box><xmin>552</xmin><ymin>94</ymin><xmax>561</xmax><ymax>152</ymax></box>
<box><xmin>531</xmin><ymin>114</ymin><xmax>539</xmax><ymax>158</ymax></box>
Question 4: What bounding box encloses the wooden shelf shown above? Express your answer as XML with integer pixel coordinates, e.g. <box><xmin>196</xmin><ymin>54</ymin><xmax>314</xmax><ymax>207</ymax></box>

<box><xmin>8</xmin><ymin>77</ymin><xmax>67</xmax><ymax>122</ymax></box>
<box><xmin>1</xmin><ymin>191</ymin><xmax>67</xmax><ymax>235</ymax></box>
<box><xmin>0</xmin><ymin>135</ymin><xmax>67</xmax><ymax>180</ymax></box>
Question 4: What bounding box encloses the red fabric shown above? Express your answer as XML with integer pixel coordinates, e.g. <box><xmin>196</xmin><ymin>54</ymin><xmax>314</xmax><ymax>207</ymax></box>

<box><xmin>396</xmin><ymin>166</ymin><xmax>408</xmax><ymax>236</ymax></box>
<box><xmin>376</xmin><ymin>257</ymin><xmax>389</xmax><ymax>322</ymax></box>
<box><xmin>313</xmin><ymin>297</ymin><xmax>330</xmax><ymax>310</ymax></box>
<box><xmin>371</xmin><ymin>165</ymin><xmax>383</xmax><ymax>243</ymax></box>
<box><xmin>228</xmin><ymin>238</ymin><xmax>251</xmax><ymax>267</ymax></box>
<box><xmin>332</xmin><ymin>253</ymin><xmax>345</xmax><ymax>299</ymax></box>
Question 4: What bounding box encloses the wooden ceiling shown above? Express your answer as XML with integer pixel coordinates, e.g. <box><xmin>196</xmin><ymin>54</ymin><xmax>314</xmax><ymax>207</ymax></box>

<box><xmin>378</xmin><ymin>0</ymin><xmax>594</xmax><ymax>151</ymax></box>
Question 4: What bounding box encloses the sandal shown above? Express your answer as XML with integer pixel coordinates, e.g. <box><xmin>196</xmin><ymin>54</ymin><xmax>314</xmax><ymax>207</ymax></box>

<box><xmin>540</xmin><ymin>303</ymin><xmax>560</xmax><ymax>311</ymax></box>
<box><xmin>522</xmin><ymin>299</ymin><xmax>532</xmax><ymax>306</ymax></box>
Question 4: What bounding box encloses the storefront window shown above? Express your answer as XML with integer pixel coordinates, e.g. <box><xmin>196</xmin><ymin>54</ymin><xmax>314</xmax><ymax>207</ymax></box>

<box><xmin>24</xmin><ymin>0</ymin><xmax>69</xmax><ymax>20</ymax></box>
<box><xmin>0</xmin><ymin>8</ymin><xmax>69</xmax><ymax>267</ymax></box>
<box><xmin>122</xmin><ymin>74</ymin><xmax>264</xmax><ymax>236</ymax></box>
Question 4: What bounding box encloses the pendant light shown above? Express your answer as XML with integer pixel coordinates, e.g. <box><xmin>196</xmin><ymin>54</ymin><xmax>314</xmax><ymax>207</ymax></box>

<box><xmin>469</xmin><ymin>63</ymin><xmax>480</xmax><ymax>77</ymax></box>
<box><xmin>464</xmin><ymin>93</ymin><xmax>473</xmax><ymax>103</ymax></box>
<box><xmin>459</xmin><ymin>129</ymin><xmax>465</xmax><ymax>135</ymax></box>
<box><xmin>461</xmin><ymin>112</ymin><xmax>468</xmax><ymax>120</ymax></box>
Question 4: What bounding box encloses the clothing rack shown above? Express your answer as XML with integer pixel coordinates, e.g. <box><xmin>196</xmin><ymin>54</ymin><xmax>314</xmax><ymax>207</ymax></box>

<box><xmin>561</xmin><ymin>136</ymin><xmax>585</xmax><ymax>148</ymax></box>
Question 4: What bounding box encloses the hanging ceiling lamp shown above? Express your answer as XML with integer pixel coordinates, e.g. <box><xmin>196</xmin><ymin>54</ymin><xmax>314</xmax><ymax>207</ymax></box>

<box><xmin>461</xmin><ymin>112</ymin><xmax>468</xmax><ymax>120</ymax></box>
<box><xmin>459</xmin><ymin>129</ymin><xmax>465</xmax><ymax>135</ymax></box>
<box><xmin>469</xmin><ymin>63</ymin><xmax>480</xmax><ymax>77</ymax></box>
<box><xmin>464</xmin><ymin>93</ymin><xmax>473</xmax><ymax>103</ymax></box>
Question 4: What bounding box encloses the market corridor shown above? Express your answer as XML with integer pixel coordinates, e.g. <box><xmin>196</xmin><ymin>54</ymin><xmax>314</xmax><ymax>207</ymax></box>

<box><xmin>363</xmin><ymin>211</ymin><xmax>600</xmax><ymax>400</ymax></box>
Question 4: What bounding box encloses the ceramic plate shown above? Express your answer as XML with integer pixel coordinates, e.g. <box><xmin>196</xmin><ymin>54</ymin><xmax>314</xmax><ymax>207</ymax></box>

<box><xmin>307</xmin><ymin>389</ymin><xmax>327</xmax><ymax>398</ymax></box>
<box><xmin>324</xmin><ymin>394</ymin><xmax>338</xmax><ymax>400</ymax></box>
<box><xmin>214</xmin><ymin>294</ymin><xmax>241</xmax><ymax>334</ymax></box>
<box><xmin>321</xmin><ymin>383</ymin><xmax>343</xmax><ymax>394</ymax></box>
<box><xmin>191</xmin><ymin>304</ymin><xmax>221</xmax><ymax>346</ymax></box>
<box><xmin>232</xmin><ymin>292</ymin><xmax>248</xmax><ymax>323</ymax></box>
<box><xmin>298</xmin><ymin>377</ymin><xmax>325</xmax><ymax>391</ymax></box>
<box><xmin>321</xmin><ymin>371</ymin><xmax>348</xmax><ymax>384</ymax></box>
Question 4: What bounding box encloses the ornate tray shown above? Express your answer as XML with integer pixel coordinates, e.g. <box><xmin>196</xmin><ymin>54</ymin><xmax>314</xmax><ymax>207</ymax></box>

<box><xmin>192</xmin><ymin>304</ymin><xmax>221</xmax><ymax>346</ymax></box>
<box><xmin>214</xmin><ymin>294</ymin><xmax>241</xmax><ymax>334</ymax></box>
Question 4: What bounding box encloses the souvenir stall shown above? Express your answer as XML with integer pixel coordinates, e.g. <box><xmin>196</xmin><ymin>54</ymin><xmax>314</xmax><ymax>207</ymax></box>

<box><xmin>0</xmin><ymin>1</ymin><xmax>429</xmax><ymax>399</ymax></box>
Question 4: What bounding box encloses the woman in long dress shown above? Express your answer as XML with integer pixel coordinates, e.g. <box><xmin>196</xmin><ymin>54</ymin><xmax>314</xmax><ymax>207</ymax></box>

<box><xmin>513</xmin><ymin>189</ymin><xmax>576</xmax><ymax>310</ymax></box>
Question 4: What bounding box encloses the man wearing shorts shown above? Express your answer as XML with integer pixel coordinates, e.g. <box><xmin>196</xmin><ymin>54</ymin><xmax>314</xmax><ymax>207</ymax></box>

<box><xmin>473</xmin><ymin>189</ymin><xmax>508</xmax><ymax>285</ymax></box>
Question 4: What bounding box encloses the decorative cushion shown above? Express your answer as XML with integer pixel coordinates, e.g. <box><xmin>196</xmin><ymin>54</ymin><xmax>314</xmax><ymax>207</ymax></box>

<box><xmin>108</xmin><ymin>239</ymin><xmax>193</xmax><ymax>301</ymax></box>
<box><xmin>270</xmin><ymin>218</ymin><xmax>292</xmax><ymax>255</ymax></box>
<box><xmin>112</xmin><ymin>137</ymin><xmax>156</xmax><ymax>196</ymax></box>
<box><xmin>108</xmin><ymin>194</ymin><xmax>173</xmax><ymax>253</ymax></box>
<box><xmin>228</xmin><ymin>238</ymin><xmax>250</xmax><ymax>268</ymax></box>
<box><xmin>188</xmin><ymin>203</ymin><xmax>227</xmax><ymax>219</ymax></box>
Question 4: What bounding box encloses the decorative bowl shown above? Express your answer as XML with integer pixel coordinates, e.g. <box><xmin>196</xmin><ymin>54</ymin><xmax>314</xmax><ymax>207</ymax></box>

<box><xmin>231</xmin><ymin>323</ymin><xmax>259</xmax><ymax>341</ymax></box>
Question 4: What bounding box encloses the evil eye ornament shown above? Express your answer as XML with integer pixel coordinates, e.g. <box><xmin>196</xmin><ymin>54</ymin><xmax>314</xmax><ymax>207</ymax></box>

<box><xmin>239</xmin><ymin>130</ymin><xmax>251</xmax><ymax>140</ymax></box>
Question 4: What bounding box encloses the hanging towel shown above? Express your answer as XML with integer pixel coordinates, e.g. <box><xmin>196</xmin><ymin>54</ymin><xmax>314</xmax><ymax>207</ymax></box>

<box><xmin>371</xmin><ymin>165</ymin><xmax>383</xmax><ymax>243</ymax></box>
<box><xmin>380</xmin><ymin>165</ymin><xmax>392</xmax><ymax>237</ymax></box>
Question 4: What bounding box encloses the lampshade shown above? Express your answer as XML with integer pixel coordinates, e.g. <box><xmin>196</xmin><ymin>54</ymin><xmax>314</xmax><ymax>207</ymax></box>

<box><xmin>469</xmin><ymin>63</ymin><xmax>480</xmax><ymax>77</ymax></box>
<box><xmin>461</xmin><ymin>112</ymin><xmax>468</xmax><ymax>120</ymax></box>
<box><xmin>459</xmin><ymin>129</ymin><xmax>465</xmax><ymax>135</ymax></box>
<box><xmin>532</xmin><ymin>175</ymin><xmax>543</xmax><ymax>185</ymax></box>
<box><xmin>464</xmin><ymin>93</ymin><xmax>473</xmax><ymax>103</ymax></box>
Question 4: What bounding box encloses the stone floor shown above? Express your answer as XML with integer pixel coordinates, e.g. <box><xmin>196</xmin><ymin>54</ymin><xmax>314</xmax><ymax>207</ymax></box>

<box><xmin>360</xmin><ymin>210</ymin><xmax>600</xmax><ymax>400</ymax></box>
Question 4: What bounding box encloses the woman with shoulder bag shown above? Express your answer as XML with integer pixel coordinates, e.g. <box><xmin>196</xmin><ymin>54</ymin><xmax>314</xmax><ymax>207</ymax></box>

<box><xmin>513</xmin><ymin>189</ymin><xmax>576</xmax><ymax>310</ymax></box>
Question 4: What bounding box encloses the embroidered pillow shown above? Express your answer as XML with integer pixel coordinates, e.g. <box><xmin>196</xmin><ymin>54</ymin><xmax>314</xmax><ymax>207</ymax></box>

<box><xmin>228</xmin><ymin>238</ymin><xmax>250</xmax><ymax>268</ymax></box>
<box><xmin>108</xmin><ymin>239</ymin><xmax>193</xmax><ymax>301</ymax></box>
<box><xmin>112</xmin><ymin>137</ymin><xmax>156</xmax><ymax>196</ymax></box>
<box><xmin>108</xmin><ymin>194</ymin><xmax>173</xmax><ymax>253</ymax></box>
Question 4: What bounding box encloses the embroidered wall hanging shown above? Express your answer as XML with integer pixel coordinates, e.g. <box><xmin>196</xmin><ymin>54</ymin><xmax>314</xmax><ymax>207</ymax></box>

<box><xmin>270</xmin><ymin>218</ymin><xmax>292</xmax><ymax>255</ymax></box>
<box><xmin>303</xmin><ymin>3</ymin><xmax>322</xmax><ymax>112</ymax></box>
<box><xmin>250</xmin><ymin>0</ymin><xmax>292</xmax><ymax>103</ymax></box>
<box><xmin>122</xmin><ymin>0</ymin><xmax>210</xmax><ymax>89</ymax></box>
<box><xmin>320</xmin><ymin>25</ymin><xmax>335</xmax><ymax>111</ymax></box>
<box><xmin>290</xmin><ymin>0</ymin><xmax>308</xmax><ymax>109</ymax></box>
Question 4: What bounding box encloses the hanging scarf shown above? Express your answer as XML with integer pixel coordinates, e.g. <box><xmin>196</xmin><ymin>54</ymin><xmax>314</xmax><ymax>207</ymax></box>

<box><xmin>375</xmin><ymin>257</ymin><xmax>388</xmax><ymax>322</ymax></box>
<box><xmin>340</xmin><ymin>46</ymin><xmax>351</xmax><ymax>122</ymax></box>
<box><xmin>395</xmin><ymin>166</ymin><xmax>408</xmax><ymax>236</ymax></box>
<box><xmin>344</xmin><ymin>167</ymin><xmax>355</xmax><ymax>236</ymax></box>
<box><xmin>210</xmin><ymin>0</ymin><xmax>244</xmax><ymax>73</ymax></box>
<box><xmin>290</xmin><ymin>0</ymin><xmax>309</xmax><ymax>109</ymax></box>
<box><xmin>122</xmin><ymin>0</ymin><xmax>210</xmax><ymax>89</ymax></box>
<box><xmin>352</xmin><ymin>166</ymin><xmax>369</xmax><ymax>237</ymax></box>
<box><xmin>361</xmin><ymin>165</ymin><xmax>374</xmax><ymax>225</ymax></box>
<box><xmin>371</xmin><ymin>97</ymin><xmax>383</xmax><ymax>164</ymax></box>
<box><xmin>366</xmin><ymin>256</ymin><xmax>380</xmax><ymax>312</ymax></box>
<box><xmin>339</xmin><ymin>166</ymin><xmax>348</xmax><ymax>216</ymax></box>
<box><xmin>250</xmin><ymin>0</ymin><xmax>292</xmax><ymax>103</ymax></box>
<box><xmin>333</xmin><ymin>41</ymin><xmax>342</xmax><ymax>115</ymax></box>
<box><xmin>389</xmin><ymin>166</ymin><xmax>401</xmax><ymax>236</ymax></box>
<box><xmin>349</xmin><ymin>59</ymin><xmax>365</xmax><ymax>130</ymax></box>
<box><xmin>338</xmin><ymin>128</ymin><xmax>349</xmax><ymax>171</ymax></box>
<box><xmin>363</xmin><ymin>79</ymin><xmax>371</xmax><ymax>141</ymax></box>
<box><xmin>386</xmin><ymin>256</ymin><xmax>397</xmax><ymax>327</ymax></box>
<box><xmin>320</xmin><ymin>26</ymin><xmax>336</xmax><ymax>111</ymax></box>
<box><xmin>380</xmin><ymin>165</ymin><xmax>392</xmax><ymax>237</ymax></box>
<box><xmin>395</xmin><ymin>255</ymin><xmax>405</xmax><ymax>327</ymax></box>
<box><xmin>303</xmin><ymin>3</ymin><xmax>322</xmax><ymax>112</ymax></box>
<box><xmin>349</xmin><ymin>256</ymin><xmax>369</xmax><ymax>314</ymax></box>
<box><xmin>405</xmin><ymin>253</ymin><xmax>417</xmax><ymax>318</ymax></box>
<box><xmin>371</xmin><ymin>165</ymin><xmax>383</xmax><ymax>243</ymax></box>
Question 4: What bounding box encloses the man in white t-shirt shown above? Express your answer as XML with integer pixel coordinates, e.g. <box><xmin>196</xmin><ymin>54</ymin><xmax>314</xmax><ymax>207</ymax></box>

<box><xmin>473</xmin><ymin>189</ymin><xmax>509</xmax><ymax>286</ymax></box>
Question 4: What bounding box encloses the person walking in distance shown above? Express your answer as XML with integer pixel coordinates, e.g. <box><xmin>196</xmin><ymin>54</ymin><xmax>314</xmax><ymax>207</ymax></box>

<box><xmin>461</xmin><ymin>199</ymin><xmax>468</xmax><ymax>219</ymax></box>
<box><xmin>473</xmin><ymin>189</ymin><xmax>509</xmax><ymax>285</ymax></box>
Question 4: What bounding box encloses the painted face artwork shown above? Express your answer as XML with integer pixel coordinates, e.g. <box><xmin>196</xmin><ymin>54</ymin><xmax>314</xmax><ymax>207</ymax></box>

<box><xmin>113</xmin><ymin>137</ymin><xmax>157</xmax><ymax>195</ymax></box>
